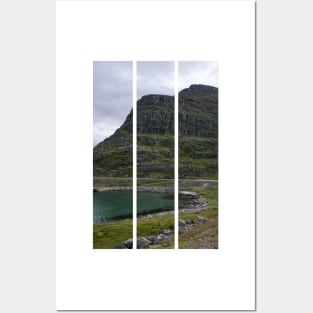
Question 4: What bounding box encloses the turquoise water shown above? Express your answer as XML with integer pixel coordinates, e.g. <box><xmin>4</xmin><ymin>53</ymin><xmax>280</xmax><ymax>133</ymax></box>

<box><xmin>137</xmin><ymin>192</ymin><xmax>174</xmax><ymax>215</ymax></box>
<box><xmin>93</xmin><ymin>191</ymin><xmax>174</xmax><ymax>224</ymax></box>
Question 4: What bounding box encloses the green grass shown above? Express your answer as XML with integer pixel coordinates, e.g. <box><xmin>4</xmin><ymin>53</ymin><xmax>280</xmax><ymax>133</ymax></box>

<box><xmin>178</xmin><ymin>220</ymin><xmax>218</xmax><ymax>249</ymax></box>
<box><xmin>93</xmin><ymin>218</ymin><xmax>133</xmax><ymax>249</ymax></box>
<box><xmin>137</xmin><ymin>178</ymin><xmax>174</xmax><ymax>188</ymax></box>
<box><xmin>94</xmin><ymin>177</ymin><xmax>174</xmax><ymax>189</ymax></box>
<box><xmin>137</xmin><ymin>213</ymin><xmax>174</xmax><ymax>237</ymax></box>
<box><xmin>179</xmin><ymin>207</ymin><xmax>218</xmax><ymax>221</ymax></box>
<box><xmin>93</xmin><ymin>213</ymin><xmax>174</xmax><ymax>249</ymax></box>
<box><xmin>93</xmin><ymin>177</ymin><xmax>132</xmax><ymax>188</ymax></box>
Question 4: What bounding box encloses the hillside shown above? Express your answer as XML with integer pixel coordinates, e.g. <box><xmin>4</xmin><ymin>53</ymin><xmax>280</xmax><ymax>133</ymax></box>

<box><xmin>179</xmin><ymin>84</ymin><xmax>218</xmax><ymax>179</ymax></box>
<box><xmin>93</xmin><ymin>84</ymin><xmax>218</xmax><ymax>179</ymax></box>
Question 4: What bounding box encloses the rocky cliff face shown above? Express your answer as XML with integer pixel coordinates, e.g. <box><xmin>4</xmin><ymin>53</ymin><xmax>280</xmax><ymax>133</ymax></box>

<box><xmin>137</xmin><ymin>95</ymin><xmax>174</xmax><ymax>135</ymax></box>
<box><xmin>179</xmin><ymin>84</ymin><xmax>218</xmax><ymax>137</ymax></box>
<box><xmin>137</xmin><ymin>94</ymin><xmax>174</xmax><ymax>179</ymax></box>
<box><xmin>178</xmin><ymin>85</ymin><xmax>218</xmax><ymax>179</ymax></box>
<box><xmin>93</xmin><ymin>84</ymin><xmax>218</xmax><ymax>179</ymax></box>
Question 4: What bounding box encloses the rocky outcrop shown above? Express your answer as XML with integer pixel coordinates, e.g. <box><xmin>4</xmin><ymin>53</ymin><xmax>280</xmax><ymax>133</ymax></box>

<box><xmin>115</xmin><ymin>229</ymin><xmax>175</xmax><ymax>249</ymax></box>
<box><xmin>179</xmin><ymin>191</ymin><xmax>209</xmax><ymax>211</ymax></box>
<box><xmin>137</xmin><ymin>95</ymin><xmax>174</xmax><ymax>135</ymax></box>
<box><xmin>179</xmin><ymin>216</ymin><xmax>210</xmax><ymax>234</ymax></box>
<box><xmin>137</xmin><ymin>237</ymin><xmax>152</xmax><ymax>249</ymax></box>
<box><xmin>178</xmin><ymin>85</ymin><xmax>218</xmax><ymax>179</ymax></box>
<box><xmin>179</xmin><ymin>84</ymin><xmax>218</xmax><ymax>103</ymax></box>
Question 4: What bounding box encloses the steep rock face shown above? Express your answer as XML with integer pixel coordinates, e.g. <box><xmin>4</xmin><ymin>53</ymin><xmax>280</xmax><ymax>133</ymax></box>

<box><xmin>179</xmin><ymin>84</ymin><xmax>218</xmax><ymax>137</ymax></box>
<box><xmin>137</xmin><ymin>95</ymin><xmax>174</xmax><ymax>179</ymax></box>
<box><xmin>179</xmin><ymin>85</ymin><xmax>218</xmax><ymax>179</ymax></box>
<box><xmin>93</xmin><ymin>84</ymin><xmax>218</xmax><ymax>179</ymax></box>
<box><xmin>137</xmin><ymin>95</ymin><xmax>174</xmax><ymax>135</ymax></box>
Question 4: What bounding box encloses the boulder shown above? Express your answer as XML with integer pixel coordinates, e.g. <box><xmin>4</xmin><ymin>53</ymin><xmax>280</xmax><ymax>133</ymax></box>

<box><xmin>193</xmin><ymin>216</ymin><xmax>209</xmax><ymax>224</ymax></box>
<box><xmin>123</xmin><ymin>238</ymin><xmax>133</xmax><ymax>249</ymax></box>
<box><xmin>147</xmin><ymin>235</ymin><xmax>163</xmax><ymax>245</ymax></box>
<box><xmin>179</xmin><ymin>219</ymin><xmax>187</xmax><ymax>227</ymax></box>
<box><xmin>159</xmin><ymin>229</ymin><xmax>173</xmax><ymax>235</ymax></box>
<box><xmin>137</xmin><ymin>237</ymin><xmax>151</xmax><ymax>249</ymax></box>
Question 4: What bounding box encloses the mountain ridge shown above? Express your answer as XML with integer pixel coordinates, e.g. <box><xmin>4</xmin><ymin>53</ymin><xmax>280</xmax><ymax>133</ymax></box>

<box><xmin>93</xmin><ymin>84</ymin><xmax>218</xmax><ymax>179</ymax></box>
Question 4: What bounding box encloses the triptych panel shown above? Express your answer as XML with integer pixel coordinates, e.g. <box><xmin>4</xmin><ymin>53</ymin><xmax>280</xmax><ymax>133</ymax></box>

<box><xmin>93</xmin><ymin>61</ymin><xmax>218</xmax><ymax>249</ymax></box>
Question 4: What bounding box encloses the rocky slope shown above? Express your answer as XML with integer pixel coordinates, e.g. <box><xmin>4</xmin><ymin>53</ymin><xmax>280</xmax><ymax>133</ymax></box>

<box><xmin>137</xmin><ymin>94</ymin><xmax>174</xmax><ymax>178</ymax></box>
<box><xmin>179</xmin><ymin>84</ymin><xmax>218</xmax><ymax>179</ymax></box>
<box><xmin>93</xmin><ymin>84</ymin><xmax>218</xmax><ymax>179</ymax></box>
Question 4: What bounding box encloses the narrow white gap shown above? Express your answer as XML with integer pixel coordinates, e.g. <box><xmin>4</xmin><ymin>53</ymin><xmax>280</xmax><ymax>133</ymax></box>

<box><xmin>133</xmin><ymin>61</ymin><xmax>137</xmax><ymax>249</ymax></box>
<box><xmin>174</xmin><ymin>60</ymin><xmax>179</xmax><ymax>249</ymax></box>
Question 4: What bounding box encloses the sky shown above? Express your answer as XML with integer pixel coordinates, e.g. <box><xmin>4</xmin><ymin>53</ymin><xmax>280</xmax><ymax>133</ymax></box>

<box><xmin>93</xmin><ymin>61</ymin><xmax>218</xmax><ymax>146</ymax></box>
<box><xmin>93</xmin><ymin>61</ymin><xmax>132</xmax><ymax>147</ymax></box>
<box><xmin>178</xmin><ymin>61</ymin><xmax>218</xmax><ymax>91</ymax></box>
<box><xmin>137</xmin><ymin>61</ymin><xmax>174</xmax><ymax>99</ymax></box>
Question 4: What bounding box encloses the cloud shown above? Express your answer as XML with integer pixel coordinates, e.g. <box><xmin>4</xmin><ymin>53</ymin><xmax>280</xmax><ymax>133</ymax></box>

<box><xmin>137</xmin><ymin>61</ymin><xmax>174</xmax><ymax>99</ymax></box>
<box><xmin>178</xmin><ymin>61</ymin><xmax>218</xmax><ymax>91</ymax></box>
<box><xmin>93</xmin><ymin>61</ymin><xmax>132</xmax><ymax>146</ymax></box>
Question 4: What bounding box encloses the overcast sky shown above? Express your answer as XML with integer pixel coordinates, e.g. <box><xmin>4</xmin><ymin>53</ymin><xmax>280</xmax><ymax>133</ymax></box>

<box><xmin>93</xmin><ymin>61</ymin><xmax>132</xmax><ymax>147</ymax></box>
<box><xmin>137</xmin><ymin>61</ymin><xmax>174</xmax><ymax>99</ymax></box>
<box><xmin>178</xmin><ymin>61</ymin><xmax>218</xmax><ymax>90</ymax></box>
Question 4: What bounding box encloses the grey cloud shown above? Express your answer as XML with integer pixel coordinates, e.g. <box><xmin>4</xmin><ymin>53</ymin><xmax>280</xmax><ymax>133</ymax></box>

<box><xmin>93</xmin><ymin>61</ymin><xmax>132</xmax><ymax>146</ymax></box>
<box><xmin>178</xmin><ymin>61</ymin><xmax>218</xmax><ymax>91</ymax></box>
<box><xmin>137</xmin><ymin>61</ymin><xmax>174</xmax><ymax>99</ymax></box>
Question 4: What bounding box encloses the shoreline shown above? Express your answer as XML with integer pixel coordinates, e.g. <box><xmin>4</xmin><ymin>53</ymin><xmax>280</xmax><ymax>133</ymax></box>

<box><xmin>94</xmin><ymin>187</ymin><xmax>174</xmax><ymax>192</ymax></box>
<box><xmin>93</xmin><ymin>190</ymin><xmax>209</xmax><ymax>225</ymax></box>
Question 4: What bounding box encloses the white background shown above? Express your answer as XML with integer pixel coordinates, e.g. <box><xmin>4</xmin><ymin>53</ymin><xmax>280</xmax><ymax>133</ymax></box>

<box><xmin>1</xmin><ymin>0</ymin><xmax>313</xmax><ymax>313</ymax></box>
<box><xmin>56</xmin><ymin>1</ymin><xmax>255</xmax><ymax>310</ymax></box>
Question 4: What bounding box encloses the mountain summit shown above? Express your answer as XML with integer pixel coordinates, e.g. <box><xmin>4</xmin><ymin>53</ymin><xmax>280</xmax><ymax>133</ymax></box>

<box><xmin>93</xmin><ymin>84</ymin><xmax>218</xmax><ymax>179</ymax></box>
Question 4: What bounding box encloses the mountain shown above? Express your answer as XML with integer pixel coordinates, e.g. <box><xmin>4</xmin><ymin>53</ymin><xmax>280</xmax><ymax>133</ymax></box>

<box><xmin>178</xmin><ymin>85</ymin><xmax>218</xmax><ymax>179</ymax></box>
<box><xmin>93</xmin><ymin>84</ymin><xmax>218</xmax><ymax>179</ymax></box>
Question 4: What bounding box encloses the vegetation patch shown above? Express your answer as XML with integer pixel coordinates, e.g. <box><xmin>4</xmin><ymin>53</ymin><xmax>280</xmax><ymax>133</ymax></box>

<box><xmin>179</xmin><ymin>188</ymin><xmax>218</xmax><ymax>249</ymax></box>
<box><xmin>93</xmin><ymin>213</ymin><xmax>175</xmax><ymax>249</ymax></box>
<box><xmin>93</xmin><ymin>218</ymin><xmax>133</xmax><ymax>249</ymax></box>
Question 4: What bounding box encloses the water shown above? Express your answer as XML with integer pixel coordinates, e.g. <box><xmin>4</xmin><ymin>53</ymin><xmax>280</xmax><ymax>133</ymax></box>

<box><xmin>93</xmin><ymin>191</ymin><xmax>174</xmax><ymax>224</ymax></box>
<box><xmin>137</xmin><ymin>192</ymin><xmax>174</xmax><ymax>215</ymax></box>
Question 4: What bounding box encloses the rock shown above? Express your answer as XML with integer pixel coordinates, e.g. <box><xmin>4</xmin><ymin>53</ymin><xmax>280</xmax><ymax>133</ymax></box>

<box><xmin>147</xmin><ymin>235</ymin><xmax>163</xmax><ymax>245</ymax></box>
<box><xmin>159</xmin><ymin>229</ymin><xmax>173</xmax><ymax>235</ymax></box>
<box><xmin>180</xmin><ymin>191</ymin><xmax>198</xmax><ymax>196</ymax></box>
<box><xmin>123</xmin><ymin>239</ymin><xmax>133</xmax><ymax>249</ymax></box>
<box><xmin>179</xmin><ymin>84</ymin><xmax>218</xmax><ymax>103</ymax></box>
<box><xmin>137</xmin><ymin>237</ymin><xmax>151</xmax><ymax>249</ymax></box>
<box><xmin>179</xmin><ymin>227</ymin><xmax>188</xmax><ymax>234</ymax></box>
<box><xmin>193</xmin><ymin>216</ymin><xmax>209</xmax><ymax>224</ymax></box>
<box><xmin>179</xmin><ymin>219</ymin><xmax>186</xmax><ymax>227</ymax></box>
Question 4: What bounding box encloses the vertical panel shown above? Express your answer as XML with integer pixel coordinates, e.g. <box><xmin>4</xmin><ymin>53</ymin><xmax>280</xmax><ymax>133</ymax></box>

<box><xmin>174</xmin><ymin>61</ymin><xmax>179</xmax><ymax>249</ymax></box>
<box><xmin>133</xmin><ymin>61</ymin><xmax>137</xmax><ymax>249</ymax></box>
<box><xmin>136</xmin><ymin>61</ymin><xmax>175</xmax><ymax>249</ymax></box>
<box><xmin>93</xmin><ymin>61</ymin><xmax>133</xmax><ymax>249</ymax></box>
<box><xmin>178</xmin><ymin>61</ymin><xmax>219</xmax><ymax>249</ymax></box>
